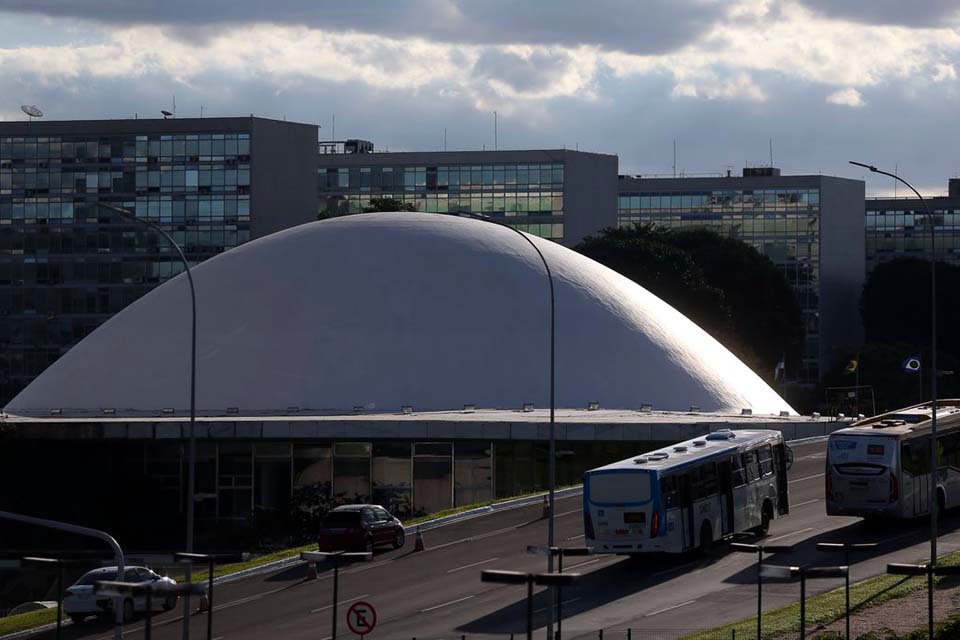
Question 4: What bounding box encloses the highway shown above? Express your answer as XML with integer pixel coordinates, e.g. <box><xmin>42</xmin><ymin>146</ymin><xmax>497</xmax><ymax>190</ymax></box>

<box><xmin>24</xmin><ymin>439</ymin><xmax>960</xmax><ymax>640</ymax></box>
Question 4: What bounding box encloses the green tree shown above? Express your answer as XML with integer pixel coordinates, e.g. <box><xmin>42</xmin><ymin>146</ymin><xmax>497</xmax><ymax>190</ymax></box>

<box><xmin>363</xmin><ymin>197</ymin><xmax>417</xmax><ymax>213</ymax></box>
<box><xmin>860</xmin><ymin>257</ymin><xmax>960</xmax><ymax>359</ymax></box>
<box><xmin>575</xmin><ymin>224</ymin><xmax>802</xmax><ymax>380</ymax></box>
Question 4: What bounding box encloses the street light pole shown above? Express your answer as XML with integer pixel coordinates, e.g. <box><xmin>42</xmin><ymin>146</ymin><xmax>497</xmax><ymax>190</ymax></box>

<box><xmin>96</xmin><ymin>201</ymin><xmax>198</xmax><ymax>637</ymax></box>
<box><xmin>445</xmin><ymin>210</ymin><xmax>558</xmax><ymax>635</ymax></box>
<box><xmin>848</xmin><ymin>162</ymin><xmax>938</xmax><ymax>592</ymax></box>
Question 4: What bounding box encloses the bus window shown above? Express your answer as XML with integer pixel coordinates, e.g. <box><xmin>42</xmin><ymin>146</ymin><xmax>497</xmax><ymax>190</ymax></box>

<box><xmin>661</xmin><ymin>475</ymin><xmax>679</xmax><ymax>509</ymax></box>
<box><xmin>913</xmin><ymin>439</ymin><xmax>931</xmax><ymax>475</ymax></box>
<box><xmin>732</xmin><ymin>454</ymin><xmax>746</xmax><ymax>487</ymax></box>
<box><xmin>700</xmin><ymin>462</ymin><xmax>719</xmax><ymax>497</ymax></box>
<box><xmin>759</xmin><ymin>445</ymin><xmax>774</xmax><ymax>477</ymax></box>
<box><xmin>901</xmin><ymin>443</ymin><xmax>913</xmax><ymax>475</ymax></box>
<box><xmin>742</xmin><ymin>451</ymin><xmax>760</xmax><ymax>483</ymax></box>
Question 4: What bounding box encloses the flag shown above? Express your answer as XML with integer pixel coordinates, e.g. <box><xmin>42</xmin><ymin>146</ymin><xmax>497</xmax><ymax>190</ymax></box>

<box><xmin>844</xmin><ymin>359</ymin><xmax>858</xmax><ymax>374</ymax></box>
<box><xmin>902</xmin><ymin>356</ymin><xmax>921</xmax><ymax>374</ymax></box>
<box><xmin>774</xmin><ymin>358</ymin><xmax>785</xmax><ymax>381</ymax></box>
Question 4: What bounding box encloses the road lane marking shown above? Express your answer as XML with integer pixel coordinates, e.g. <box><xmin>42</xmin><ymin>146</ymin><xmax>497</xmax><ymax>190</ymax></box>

<box><xmin>534</xmin><ymin>597</ymin><xmax>580</xmax><ymax>614</ymax></box>
<box><xmin>448</xmin><ymin>557</ymin><xmax>501</xmax><ymax>573</ymax></box>
<box><xmin>792</xmin><ymin>498</ymin><xmax>820</xmax><ymax>508</ymax></box>
<box><xmin>311</xmin><ymin>593</ymin><xmax>370</xmax><ymax>613</ymax></box>
<box><xmin>645</xmin><ymin>600</ymin><xmax>696</xmax><ymax>617</ymax></box>
<box><xmin>566</xmin><ymin>534</ymin><xmax>585</xmax><ymax>541</ymax></box>
<box><xmin>790</xmin><ymin>473</ymin><xmax>825</xmax><ymax>484</ymax></box>
<box><xmin>420</xmin><ymin>594</ymin><xmax>476</xmax><ymax>612</ymax></box>
<box><xmin>766</xmin><ymin>527</ymin><xmax>815</xmax><ymax>543</ymax></box>
<box><xmin>566</xmin><ymin>558</ymin><xmax>603</xmax><ymax>570</ymax></box>
<box><xmin>557</xmin><ymin>509</ymin><xmax>582</xmax><ymax>517</ymax></box>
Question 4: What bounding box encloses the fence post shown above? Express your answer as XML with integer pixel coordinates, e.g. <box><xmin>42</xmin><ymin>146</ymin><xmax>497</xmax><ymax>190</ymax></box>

<box><xmin>627</xmin><ymin>629</ymin><xmax>632</xmax><ymax>640</ymax></box>
<box><xmin>598</xmin><ymin>629</ymin><xmax>603</xmax><ymax>640</ymax></box>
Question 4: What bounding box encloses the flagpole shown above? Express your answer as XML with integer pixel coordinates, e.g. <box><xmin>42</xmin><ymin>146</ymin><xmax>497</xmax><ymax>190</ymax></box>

<box><xmin>855</xmin><ymin>353</ymin><xmax>860</xmax><ymax>415</ymax></box>
<box><xmin>781</xmin><ymin>352</ymin><xmax>787</xmax><ymax>401</ymax></box>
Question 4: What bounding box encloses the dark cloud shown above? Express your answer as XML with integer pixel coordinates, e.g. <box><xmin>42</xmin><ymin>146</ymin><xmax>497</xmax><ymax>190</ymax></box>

<box><xmin>0</xmin><ymin>0</ymin><xmax>726</xmax><ymax>55</ymax></box>
<box><xmin>796</xmin><ymin>0</ymin><xmax>960</xmax><ymax>27</ymax></box>
<box><xmin>472</xmin><ymin>49</ymin><xmax>575</xmax><ymax>93</ymax></box>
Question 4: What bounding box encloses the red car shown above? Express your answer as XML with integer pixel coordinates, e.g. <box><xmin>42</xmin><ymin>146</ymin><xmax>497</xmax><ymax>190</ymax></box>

<box><xmin>317</xmin><ymin>504</ymin><xmax>406</xmax><ymax>552</ymax></box>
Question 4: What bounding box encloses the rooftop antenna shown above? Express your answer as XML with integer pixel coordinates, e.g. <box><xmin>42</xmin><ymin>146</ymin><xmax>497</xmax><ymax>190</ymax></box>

<box><xmin>20</xmin><ymin>105</ymin><xmax>43</xmax><ymax>122</ymax></box>
<box><xmin>173</xmin><ymin>95</ymin><xmax>176</xmax><ymax>118</ymax></box>
<box><xmin>494</xmin><ymin>111</ymin><xmax>498</xmax><ymax>151</ymax></box>
<box><xmin>443</xmin><ymin>127</ymin><xmax>447</xmax><ymax>152</ymax></box>
<box><xmin>769</xmin><ymin>138</ymin><xmax>774</xmax><ymax>166</ymax></box>
<box><xmin>673</xmin><ymin>139</ymin><xmax>677</xmax><ymax>178</ymax></box>
<box><xmin>200</xmin><ymin>105</ymin><xmax>204</xmax><ymax>118</ymax></box>
<box><xmin>332</xmin><ymin>114</ymin><xmax>335</xmax><ymax>140</ymax></box>
<box><xmin>160</xmin><ymin>110</ymin><xmax>173</xmax><ymax>119</ymax></box>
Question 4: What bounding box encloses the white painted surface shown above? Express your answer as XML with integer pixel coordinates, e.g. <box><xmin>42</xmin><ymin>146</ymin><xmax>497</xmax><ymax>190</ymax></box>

<box><xmin>5</xmin><ymin>212</ymin><xmax>794</xmax><ymax>416</ymax></box>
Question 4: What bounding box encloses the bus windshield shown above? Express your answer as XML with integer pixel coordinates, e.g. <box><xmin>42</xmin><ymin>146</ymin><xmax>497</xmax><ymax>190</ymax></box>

<box><xmin>589</xmin><ymin>471</ymin><xmax>651</xmax><ymax>504</ymax></box>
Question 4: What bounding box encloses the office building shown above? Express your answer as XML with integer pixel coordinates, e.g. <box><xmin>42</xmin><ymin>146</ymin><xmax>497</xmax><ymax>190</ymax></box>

<box><xmin>317</xmin><ymin>147</ymin><xmax>619</xmax><ymax>247</ymax></box>
<box><xmin>618</xmin><ymin>168</ymin><xmax>866</xmax><ymax>383</ymax></box>
<box><xmin>0</xmin><ymin>117</ymin><xmax>318</xmax><ymax>404</ymax></box>
<box><xmin>865</xmin><ymin>178</ymin><xmax>960</xmax><ymax>273</ymax></box>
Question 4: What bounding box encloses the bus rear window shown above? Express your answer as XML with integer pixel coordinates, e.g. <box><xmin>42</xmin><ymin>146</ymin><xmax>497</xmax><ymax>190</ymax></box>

<box><xmin>867</xmin><ymin>444</ymin><xmax>885</xmax><ymax>456</ymax></box>
<box><xmin>589</xmin><ymin>472</ymin><xmax>651</xmax><ymax>504</ymax></box>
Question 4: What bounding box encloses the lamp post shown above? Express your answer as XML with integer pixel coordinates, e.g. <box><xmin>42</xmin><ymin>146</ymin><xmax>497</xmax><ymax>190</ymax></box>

<box><xmin>849</xmin><ymin>161</ymin><xmax>939</xmax><ymax>635</ymax></box>
<box><xmin>730</xmin><ymin>542</ymin><xmax>793</xmax><ymax>640</ymax></box>
<box><xmin>817</xmin><ymin>542</ymin><xmax>878</xmax><ymax>640</ymax></box>
<box><xmin>480</xmin><ymin>570</ymin><xmax>581</xmax><ymax>640</ymax></box>
<box><xmin>301</xmin><ymin>550</ymin><xmax>372</xmax><ymax>639</ymax></box>
<box><xmin>96</xmin><ymin>201</ymin><xmax>198</xmax><ymax>638</ymax></box>
<box><xmin>175</xmin><ymin>552</ymin><xmax>217</xmax><ymax>640</ymax></box>
<box><xmin>445</xmin><ymin>209</ymin><xmax>558</xmax><ymax>636</ymax></box>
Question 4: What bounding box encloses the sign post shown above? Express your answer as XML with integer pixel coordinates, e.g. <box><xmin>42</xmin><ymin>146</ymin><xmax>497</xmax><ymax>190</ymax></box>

<box><xmin>347</xmin><ymin>600</ymin><xmax>377</xmax><ymax>639</ymax></box>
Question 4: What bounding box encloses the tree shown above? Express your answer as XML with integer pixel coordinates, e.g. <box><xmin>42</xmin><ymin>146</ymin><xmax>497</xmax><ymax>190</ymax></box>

<box><xmin>669</xmin><ymin>229</ymin><xmax>803</xmax><ymax>380</ymax></box>
<box><xmin>575</xmin><ymin>224</ymin><xmax>802</xmax><ymax>381</ymax></box>
<box><xmin>860</xmin><ymin>257</ymin><xmax>960</xmax><ymax>360</ymax></box>
<box><xmin>576</xmin><ymin>224</ymin><xmax>734</xmax><ymax>340</ymax></box>
<box><xmin>363</xmin><ymin>197</ymin><xmax>417</xmax><ymax>213</ymax></box>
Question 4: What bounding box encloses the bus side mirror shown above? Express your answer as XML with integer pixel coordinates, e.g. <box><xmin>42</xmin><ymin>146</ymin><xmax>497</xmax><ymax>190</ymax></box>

<box><xmin>786</xmin><ymin>446</ymin><xmax>795</xmax><ymax>470</ymax></box>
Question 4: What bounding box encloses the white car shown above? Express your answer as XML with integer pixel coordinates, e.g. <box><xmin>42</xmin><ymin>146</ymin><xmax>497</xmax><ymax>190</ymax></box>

<box><xmin>63</xmin><ymin>566</ymin><xmax>178</xmax><ymax>624</ymax></box>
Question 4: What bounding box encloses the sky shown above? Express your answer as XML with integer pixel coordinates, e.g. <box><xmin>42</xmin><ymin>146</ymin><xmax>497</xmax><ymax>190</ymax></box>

<box><xmin>1</xmin><ymin>0</ymin><xmax>959</xmax><ymax>195</ymax></box>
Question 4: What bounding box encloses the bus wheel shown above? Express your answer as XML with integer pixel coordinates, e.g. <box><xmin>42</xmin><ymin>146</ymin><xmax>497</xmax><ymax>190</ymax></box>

<box><xmin>698</xmin><ymin>522</ymin><xmax>713</xmax><ymax>555</ymax></box>
<box><xmin>757</xmin><ymin>502</ymin><xmax>773</xmax><ymax>536</ymax></box>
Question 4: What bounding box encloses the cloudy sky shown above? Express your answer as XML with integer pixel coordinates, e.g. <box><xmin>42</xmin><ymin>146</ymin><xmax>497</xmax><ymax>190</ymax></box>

<box><xmin>2</xmin><ymin>0</ymin><xmax>959</xmax><ymax>195</ymax></box>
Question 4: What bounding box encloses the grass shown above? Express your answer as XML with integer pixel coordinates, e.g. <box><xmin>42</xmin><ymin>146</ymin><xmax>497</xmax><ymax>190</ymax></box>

<box><xmin>0</xmin><ymin>607</ymin><xmax>60</xmax><ymax>636</ymax></box>
<box><xmin>681</xmin><ymin>550</ymin><xmax>960</xmax><ymax>640</ymax></box>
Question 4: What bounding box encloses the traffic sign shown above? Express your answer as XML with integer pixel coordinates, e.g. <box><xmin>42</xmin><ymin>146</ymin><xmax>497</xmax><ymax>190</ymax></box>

<box><xmin>347</xmin><ymin>600</ymin><xmax>377</xmax><ymax>637</ymax></box>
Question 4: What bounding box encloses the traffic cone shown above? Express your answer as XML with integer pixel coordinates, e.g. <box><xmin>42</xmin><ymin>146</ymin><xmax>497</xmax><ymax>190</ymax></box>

<box><xmin>541</xmin><ymin>494</ymin><xmax>551</xmax><ymax>519</ymax></box>
<box><xmin>414</xmin><ymin>526</ymin><xmax>426</xmax><ymax>552</ymax></box>
<box><xmin>305</xmin><ymin>560</ymin><xmax>318</xmax><ymax>580</ymax></box>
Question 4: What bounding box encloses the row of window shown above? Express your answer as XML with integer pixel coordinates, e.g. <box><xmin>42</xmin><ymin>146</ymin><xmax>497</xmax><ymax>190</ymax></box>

<box><xmin>0</xmin><ymin>135</ymin><xmax>251</xmax><ymax>161</ymax></box>
<box><xmin>0</xmin><ymin>227</ymin><xmax>249</xmax><ymax>258</ymax></box>
<box><xmin>1</xmin><ymin>196</ymin><xmax>251</xmax><ymax>223</ymax></box>
<box><xmin>619</xmin><ymin>190</ymin><xmax>821</xmax><ymax>212</ymax></box>
<box><xmin>321</xmin><ymin>164</ymin><xmax>564</xmax><ymax>191</ymax></box>
<box><xmin>865</xmin><ymin>213</ymin><xmax>959</xmax><ymax>229</ymax></box>
<box><xmin>323</xmin><ymin>193</ymin><xmax>563</xmax><ymax>216</ymax></box>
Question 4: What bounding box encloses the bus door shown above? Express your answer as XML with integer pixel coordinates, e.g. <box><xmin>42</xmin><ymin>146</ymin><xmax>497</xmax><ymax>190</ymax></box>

<box><xmin>774</xmin><ymin>444</ymin><xmax>789</xmax><ymax>515</ymax></box>
<box><xmin>718</xmin><ymin>459</ymin><xmax>734</xmax><ymax>535</ymax></box>
<box><xmin>679</xmin><ymin>473</ymin><xmax>694</xmax><ymax>550</ymax></box>
<box><xmin>907</xmin><ymin>440</ymin><xmax>931</xmax><ymax>516</ymax></box>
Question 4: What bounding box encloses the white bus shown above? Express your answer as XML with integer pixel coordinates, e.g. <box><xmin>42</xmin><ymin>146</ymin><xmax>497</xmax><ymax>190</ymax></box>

<box><xmin>826</xmin><ymin>400</ymin><xmax>960</xmax><ymax>519</ymax></box>
<box><xmin>583</xmin><ymin>429</ymin><xmax>791</xmax><ymax>554</ymax></box>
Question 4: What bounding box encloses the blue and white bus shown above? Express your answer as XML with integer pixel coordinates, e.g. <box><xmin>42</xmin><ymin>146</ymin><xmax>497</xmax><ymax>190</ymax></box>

<box><xmin>584</xmin><ymin>430</ymin><xmax>791</xmax><ymax>554</ymax></box>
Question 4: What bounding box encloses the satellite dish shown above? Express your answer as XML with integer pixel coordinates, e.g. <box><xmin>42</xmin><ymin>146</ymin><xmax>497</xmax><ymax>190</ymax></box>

<box><xmin>160</xmin><ymin>110</ymin><xmax>173</xmax><ymax>118</ymax></box>
<box><xmin>20</xmin><ymin>105</ymin><xmax>43</xmax><ymax>118</ymax></box>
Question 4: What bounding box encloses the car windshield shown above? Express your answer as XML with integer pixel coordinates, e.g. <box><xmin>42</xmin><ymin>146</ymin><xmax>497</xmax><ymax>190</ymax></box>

<box><xmin>323</xmin><ymin>511</ymin><xmax>361</xmax><ymax>527</ymax></box>
<box><xmin>77</xmin><ymin>570</ymin><xmax>117</xmax><ymax>586</ymax></box>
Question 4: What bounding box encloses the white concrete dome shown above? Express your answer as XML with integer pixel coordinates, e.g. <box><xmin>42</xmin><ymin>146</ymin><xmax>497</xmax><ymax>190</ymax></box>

<box><xmin>5</xmin><ymin>212</ymin><xmax>794</xmax><ymax>416</ymax></box>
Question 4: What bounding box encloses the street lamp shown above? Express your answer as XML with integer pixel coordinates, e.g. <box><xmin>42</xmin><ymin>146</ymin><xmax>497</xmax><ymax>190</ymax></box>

<box><xmin>444</xmin><ymin>209</ymin><xmax>558</xmax><ymax>633</ymax></box>
<box><xmin>96</xmin><ymin>201</ymin><xmax>198</xmax><ymax>637</ymax></box>
<box><xmin>730</xmin><ymin>542</ymin><xmax>793</xmax><ymax>640</ymax></box>
<box><xmin>301</xmin><ymin>550</ymin><xmax>372</xmax><ymax>640</ymax></box>
<box><xmin>480</xmin><ymin>569</ymin><xmax>581</xmax><ymax>640</ymax></box>
<box><xmin>527</xmin><ymin>545</ymin><xmax>592</xmax><ymax>640</ymax></box>
<box><xmin>849</xmin><ymin>161</ymin><xmax>939</xmax><ymax>625</ymax></box>
<box><xmin>817</xmin><ymin>542</ymin><xmax>878</xmax><ymax>640</ymax></box>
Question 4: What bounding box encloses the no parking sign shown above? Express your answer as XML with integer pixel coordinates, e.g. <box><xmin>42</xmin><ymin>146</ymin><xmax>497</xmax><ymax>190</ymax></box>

<box><xmin>347</xmin><ymin>600</ymin><xmax>377</xmax><ymax>638</ymax></box>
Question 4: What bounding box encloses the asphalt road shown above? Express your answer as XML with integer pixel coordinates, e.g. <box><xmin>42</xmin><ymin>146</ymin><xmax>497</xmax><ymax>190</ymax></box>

<box><xmin>26</xmin><ymin>439</ymin><xmax>960</xmax><ymax>640</ymax></box>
